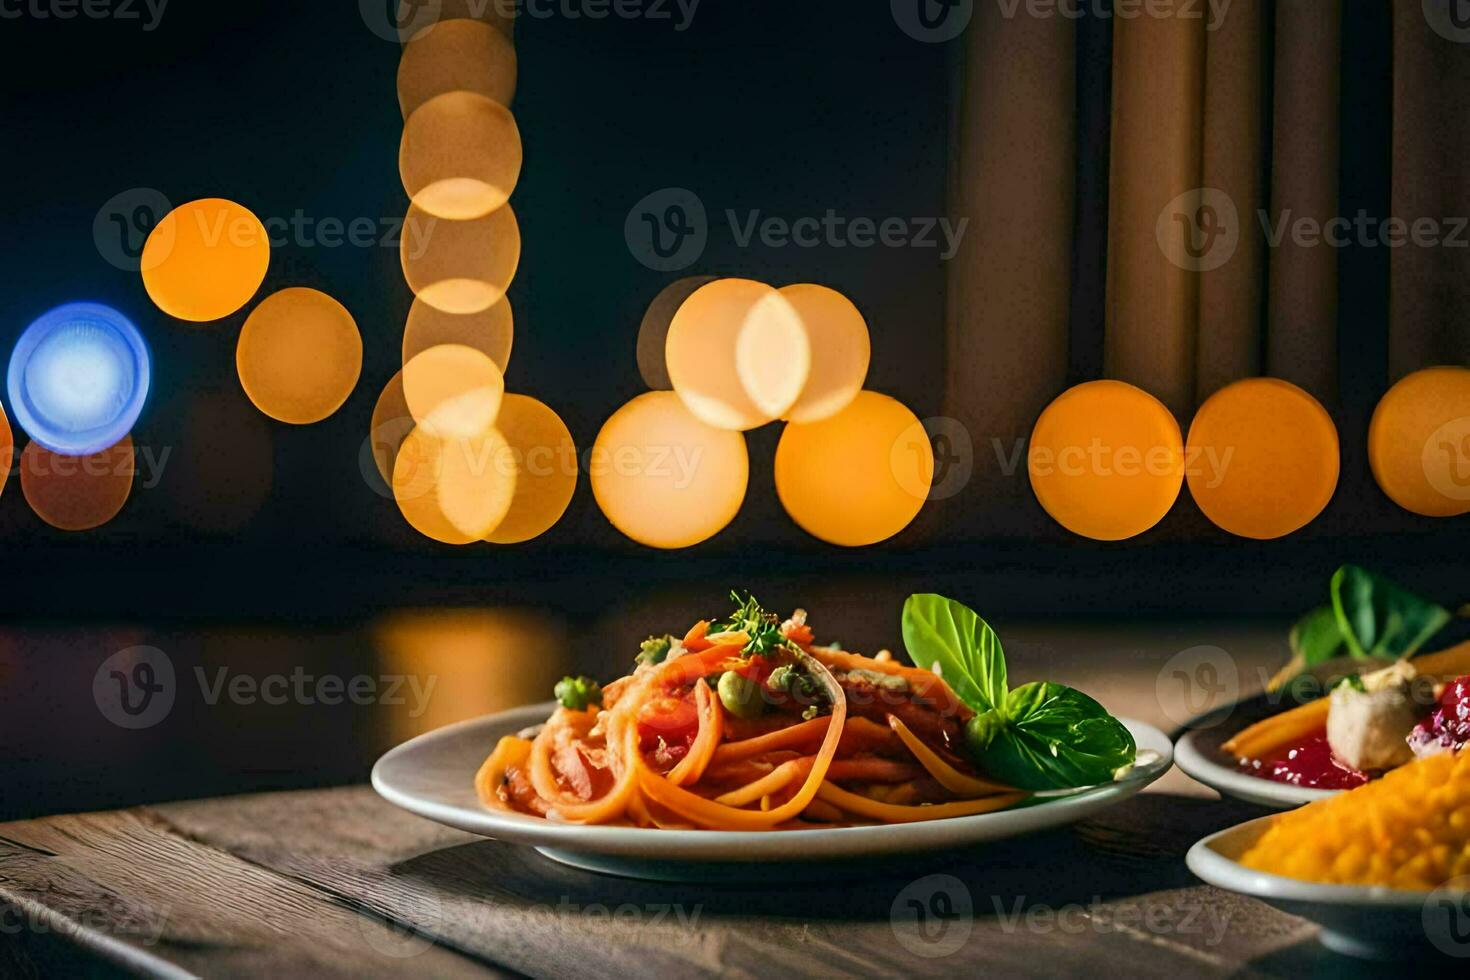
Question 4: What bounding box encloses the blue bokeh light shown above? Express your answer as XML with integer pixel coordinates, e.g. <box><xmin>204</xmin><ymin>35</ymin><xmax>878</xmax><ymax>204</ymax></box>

<box><xmin>7</xmin><ymin>303</ymin><xmax>151</xmax><ymax>456</ymax></box>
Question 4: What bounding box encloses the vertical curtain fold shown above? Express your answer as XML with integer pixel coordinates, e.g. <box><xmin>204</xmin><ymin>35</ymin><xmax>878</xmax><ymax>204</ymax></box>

<box><xmin>943</xmin><ymin>8</ymin><xmax>1075</xmax><ymax>534</ymax></box>
<box><xmin>1266</xmin><ymin>0</ymin><xmax>1342</xmax><ymax>404</ymax></box>
<box><xmin>1105</xmin><ymin>1</ymin><xmax>1206</xmax><ymax>419</ymax></box>
<box><xmin>1196</xmin><ymin>0</ymin><xmax>1269</xmax><ymax>402</ymax></box>
<box><xmin>1389</xmin><ymin>0</ymin><xmax>1470</xmax><ymax>380</ymax></box>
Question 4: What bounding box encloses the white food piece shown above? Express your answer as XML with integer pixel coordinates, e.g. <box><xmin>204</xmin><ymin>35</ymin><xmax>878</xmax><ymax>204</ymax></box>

<box><xmin>1326</xmin><ymin>661</ymin><xmax>1420</xmax><ymax>771</ymax></box>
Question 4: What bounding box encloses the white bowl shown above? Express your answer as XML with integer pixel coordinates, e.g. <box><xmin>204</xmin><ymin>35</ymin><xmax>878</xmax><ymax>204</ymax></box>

<box><xmin>373</xmin><ymin>701</ymin><xmax>1174</xmax><ymax>881</ymax></box>
<box><xmin>1174</xmin><ymin>727</ymin><xmax>1337</xmax><ymax>810</ymax></box>
<box><xmin>1188</xmin><ymin>814</ymin><xmax>1469</xmax><ymax>960</ymax></box>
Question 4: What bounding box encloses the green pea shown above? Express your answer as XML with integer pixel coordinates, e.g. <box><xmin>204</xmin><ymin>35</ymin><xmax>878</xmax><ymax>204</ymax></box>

<box><xmin>716</xmin><ymin>670</ymin><xmax>765</xmax><ymax>719</ymax></box>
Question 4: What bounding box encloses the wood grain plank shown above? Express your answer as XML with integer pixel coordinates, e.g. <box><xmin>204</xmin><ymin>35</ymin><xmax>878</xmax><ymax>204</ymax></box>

<box><xmin>153</xmin><ymin>787</ymin><xmax>1316</xmax><ymax>978</ymax></box>
<box><xmin>0</xmin><ymin>807</ymin><xmax>507</xmax><ymax>978</ymax></box>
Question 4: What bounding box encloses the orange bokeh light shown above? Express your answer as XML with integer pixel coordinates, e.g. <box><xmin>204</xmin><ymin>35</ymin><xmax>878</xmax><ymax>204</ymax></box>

<box><xmin>401</xmin><ymin>344</ymin><xmax>505</xmax><ymax>439</ymax></box>
<box><xmin>398</xmin><ymin>17</ymin><xmax>517</xmax><ymax>118</ymax></box>
<box><xmin>774</xmin><ymin>391</ymin><xmax>933</xmax><ymax>547</ymax></box>
<box><xmin>486</xmin><ymin>394</ymin><xmax>578</xmax><ymax>544</ymax></box>
<box><xmin>1028</xmin><ymin>380</ymin><xmax>1183</xmax><ymax>541</ymax></box>
<box><xmin>401</xmin><ymin>91</ymin><xmax>522</xmax><ymax>220</ymax></box>
<box><xmin>141</xmin><ymin>198</ymin><xmax>270</xmax><ymax>322</ymax></box>
<box><xmin>401</xmin><ymin>203</ymin><xmax>521</xmax><ymax>315</ymax></box>
<box><xmin>403</xmin><ymin>296</ymin><xmax>512</xmax><ymax>372</ymax></box>
<box><xmin>1187</xmin><ymin>378</ymin><xmax>1338</xmax><ymax>539</ymax></box>
<box><xmin>20</xmin><ymin>436</ymin><xmax>135</xmax><ymax>531</ymax></box>
<box><xmin>1369</xmin><ymin>366</ymin><xmax>1470</xmax><ymax>518</ymax></box>
<box><xmin>236</xmin><ymin>288</ymin><xmax>363</xmax><ymax>424</ymax></box>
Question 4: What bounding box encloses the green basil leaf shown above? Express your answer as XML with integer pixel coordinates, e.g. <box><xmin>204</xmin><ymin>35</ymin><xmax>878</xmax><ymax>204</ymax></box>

<box><xmin>901</xmin><ymin>594</ymin><xmax>1007</xmax><ymax>712</ymax></box>
<box><xmin>1290</xmin><ymin>604</ymin><xmax>1347</xmax><ymax>667</ymax></box>
<box><xmin>967</xmin><ymin>682</ymin><xmax>1136</xmax><ymax>790</ymax></box>
<box><xmin>1330</xmin><ymin>565</ymin><xmax>1449</xmax><ymax>661</ymax></box>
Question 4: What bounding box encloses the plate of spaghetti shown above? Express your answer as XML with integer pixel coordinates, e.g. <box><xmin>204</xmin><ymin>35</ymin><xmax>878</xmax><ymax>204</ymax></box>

<box><xmin>373</xmin><ymin>593</ymin><xmax>1172</xmax><ymax>879</ymax></box>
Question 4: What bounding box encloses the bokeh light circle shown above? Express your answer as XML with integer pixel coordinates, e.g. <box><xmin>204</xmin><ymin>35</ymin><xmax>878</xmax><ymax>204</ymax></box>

<box><xmin>141</xmin><ymin>198</ymin><xmax>270</xmax><ymax>322</ymax></box>
<box><xmin>591</xmin><ymin>391</ymin><xmax>748</xmax><ymax>549</ymax></box>
<box><xmin>1186</xmin><ymin>378</ymin><xmax>1339</xmax><ymax>539</ymax></box>
<box><xmin>1028</xmin><ymin>380</ymin><xmax>1183</xmax><ymax>541</ymax></box>
<box><xmin>392</xmin><ymin>424</ymin><xmax>517</xmax><ymax>543</ymax></box>
<box><xmin>7</xmin><ymin>302</ymin><xmax>151</xmax><ymax>456</ymax></box>
<box><xmin>774</xmin><ymin>391</ymin><xmax>933</xmax><ymax>547</ymax></box>
<box><xmin>20</xmin><ymin>435</ymin><xmax>135</xmax><ymax>531</ymax></box>
<box><xmin>401</xmin><ymin>343</ymin><xmax>505</xmax><ymax>438</ymax></box>
<box><xmin>636</xmin><ymin>275</ymin><xmax>718</xmax><ymax>390</ymax></box>
<box><xmin>398</xmin><ymin>18</ymin><xmax>517</xmax><ymax>118</ymax></box>
<box><xmin>401</xmin><ymin>91</ymin><xmax>522</xmax><ymax>220</ymax></box>
<box><xmin>0</xmin><ymin>401</ymin><xmax>12</xmax><ymax>501</ymax></box>
<box><xmin>401</xmin><ymin>202</ymin><xmax>521</xmax><ymax>314</ymax></box>
<box><xmin>779</xmin><ymin>283</ymin><xmax>871</xmax><ymax>423</ymax></box>
<box><xmin>1369</xmin><ymin>366</ymin><xmax>1470</xmax><ymax>517</ymax></box>
<box><xmin>366</xmin><ymin>371</ymin><xmax>414</xmax><ymax>496</ymax></box>
<box><xmin>403</xmin><ymin>295</ymin><xmax>512</xmax><ymax>372</ymax></box>
<box><xmin>236</xmin><ymin>288</ymin><xmax>363</xmax><ymax>424</ymax></box>
<box><xmin>486</xmin><ymin>394</ymin><xmax>578</xmax><ymax>544</ymax></box>
<box><xmin>666</xmin><ymin>278</ymin><xmax>809</xmax><ymax>430</ymax></box>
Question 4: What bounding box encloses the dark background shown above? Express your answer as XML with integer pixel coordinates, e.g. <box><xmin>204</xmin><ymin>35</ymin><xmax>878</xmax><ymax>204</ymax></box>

<box><xmin>0</xmin><ymin>2</ymin><xmax>1466</xmax><ymax>819</ymax></box>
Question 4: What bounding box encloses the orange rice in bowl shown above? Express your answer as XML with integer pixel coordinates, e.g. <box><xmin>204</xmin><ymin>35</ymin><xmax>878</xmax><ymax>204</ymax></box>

<box><xmin>1239</xmin><ymin>748</ymin><xmax>1470</xmax><ymax>891</ymax></box>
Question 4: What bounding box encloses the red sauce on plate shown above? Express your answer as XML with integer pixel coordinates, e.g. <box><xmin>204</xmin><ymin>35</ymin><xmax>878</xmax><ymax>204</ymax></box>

<box><xmin>1238</xmin><ymin>730</ymin><xmax>1369</xmax><ymax>790</ymax></box>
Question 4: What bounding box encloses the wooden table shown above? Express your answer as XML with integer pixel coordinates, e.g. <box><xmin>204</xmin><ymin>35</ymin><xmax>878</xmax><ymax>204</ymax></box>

<box><xmin>0</xmin><ymin>783</ymin><xmax>1394</xmax><ymax>978</ymax></box>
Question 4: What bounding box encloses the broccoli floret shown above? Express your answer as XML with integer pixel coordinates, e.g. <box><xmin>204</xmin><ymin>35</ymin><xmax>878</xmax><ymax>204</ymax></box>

<box><xmin>636</xmin><ymin>635</ymin><xmax>674</xmax><ymax>667</ymax></box>
<box><xmin>554</xmin><ymin>675</ymin><xmax>603</xmax><ymax>711</ymax></box>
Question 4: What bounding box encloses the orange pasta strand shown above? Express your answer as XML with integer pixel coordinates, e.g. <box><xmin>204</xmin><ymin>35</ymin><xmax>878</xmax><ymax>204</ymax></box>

<box><xmin>886</xmin><ymin>714</ymin><xmax>1013</xmax><ymax>797</ymax></box>
<box><xmin>667</xmin><ymin>678</ymin><xmax>724</xmax><ymax>786</ymax></box>
<box><xmin>816</xmin><ymin>781</ymin><xmax>1028</xmax><ymax>823</ymax></box>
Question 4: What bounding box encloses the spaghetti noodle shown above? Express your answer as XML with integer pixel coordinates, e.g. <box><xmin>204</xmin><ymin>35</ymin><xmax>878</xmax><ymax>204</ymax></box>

<box><xmin>476</xmin><ymin>597</ymin><xmax>1032</xmax><ymax>828</ymax></box>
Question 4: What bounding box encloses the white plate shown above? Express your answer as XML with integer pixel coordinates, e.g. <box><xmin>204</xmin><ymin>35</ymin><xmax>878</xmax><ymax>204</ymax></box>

<box><xmin>1188</xmin><ymin>815</ymin><xmax>1467</xmax><ymax>960</ymax></box>
<box><xmin>1174</xmin><ymin>727</ymin><xmax>1337</xmax><ymax>810</ymax></box>
<box><xmin>372</xmin><ymin>701</ymin><xmax>1174</xmax><ymax>880</ymax></box>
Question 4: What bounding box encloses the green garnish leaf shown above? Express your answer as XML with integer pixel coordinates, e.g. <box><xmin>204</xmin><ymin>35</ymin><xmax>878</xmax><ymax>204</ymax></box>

<box><xmin>554</xmin><ymin>675</ymin><xmax>602</xmax><ymax>711</ymax></box>
<box><xmin>1330</xmin><ymin>674</ymin><xmax>1367</xmax><ymax>693</ymax></box>
<box><xmin>965</xmin><ymin>683</ymin><xmax>1137</xmax><ymax>791</ymax></box>
<box><xmin>637</xmin><ymin>635</ymin><xmax>674</xmax><ymax>667</ymax></box>
<box><xmin>712</xmin><ymin>591</ymin><xmax>797</xmax><ymax>658</ymax></box>
<box><xmin>1330</xmin><ymin>565</ymin><xmax>1450</xmax><ymax>661</ymax></box>
<box><xmin>901</xmin><ymin>594</ymin><xmax>1007</xmax><ymax>712</ymax></box>
<box><xmin>1290</xmin><ymin>604</ymin><xmax>1347</xmax><ymax>667</ymax></box>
